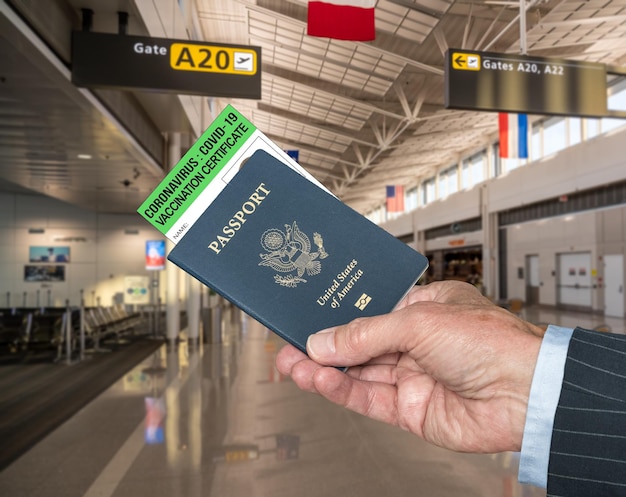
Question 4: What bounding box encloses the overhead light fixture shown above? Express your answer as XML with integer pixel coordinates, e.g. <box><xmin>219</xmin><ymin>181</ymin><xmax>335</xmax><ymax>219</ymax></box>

<box><xmin>77</xmin><ymin>154</ymin><xmax>92</xmax><ymax>160</ymax></box>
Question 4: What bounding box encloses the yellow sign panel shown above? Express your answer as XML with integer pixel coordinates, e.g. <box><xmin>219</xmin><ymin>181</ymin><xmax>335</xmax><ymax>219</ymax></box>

<box><xmin>451</xmin><ymin>52</ymin><xmax>481</xmax><ymax>71</ymax></box>
<box><xmin>225</xmin><ymin>449</ymin><xmax>259</xmax><ymax>462</ymax></box>
<box><xmin>170</xmin><ymin>43</ymin><xmax>257</xmax><ymax>75</ymax></box>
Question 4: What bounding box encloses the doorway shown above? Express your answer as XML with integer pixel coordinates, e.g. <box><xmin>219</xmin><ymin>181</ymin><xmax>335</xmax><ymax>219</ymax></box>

<box><xmin>525</xmin><ymin>255</ymin><xmax>539</xmax><ymax>305</ymax></box>
<box><xmin>557</xmin><ymin>252</ymin><xmax>592</xmax><ymax>311</ymax></box>
<box><xmin>604</xmin><ymin>254</ymin><xmax>624</xmax><ymax>317</ymax></box>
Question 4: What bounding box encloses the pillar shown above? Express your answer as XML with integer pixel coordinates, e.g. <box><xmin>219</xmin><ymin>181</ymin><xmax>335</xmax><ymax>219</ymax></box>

<box><xmin>166</xmin><ymin>132</ymin><xmax>181</xmax><ymax>346</ymax></box>
<box><xmin>187</xmin><ymin>276</ymin><xmax>201</xmax><ymax>345</ymax></box>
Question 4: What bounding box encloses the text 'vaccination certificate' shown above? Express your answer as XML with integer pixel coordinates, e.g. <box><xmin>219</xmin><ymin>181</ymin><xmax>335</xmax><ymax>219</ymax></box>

<box><xmin>138</xmin><ymin>105</ymin><xmax>328</xmax><ymax>244</ymax></box>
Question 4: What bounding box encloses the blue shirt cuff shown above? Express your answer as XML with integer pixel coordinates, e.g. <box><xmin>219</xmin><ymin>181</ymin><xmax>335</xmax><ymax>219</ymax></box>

<box><xmin>518</xmin><ymin>325</ymin><xmax>574</xmax><ymax>488</ymax></box>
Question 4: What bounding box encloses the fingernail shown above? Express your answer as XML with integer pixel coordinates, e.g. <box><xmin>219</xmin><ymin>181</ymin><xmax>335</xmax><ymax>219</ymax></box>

<box><xmin>307</xmin><ymin>329</ymin><xmax>336</xmax><ymax>358</ymax></box>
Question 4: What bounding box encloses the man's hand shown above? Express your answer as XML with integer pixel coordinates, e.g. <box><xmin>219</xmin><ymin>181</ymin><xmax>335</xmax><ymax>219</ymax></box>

<box><xmin>276</xmin><ymin>281</ymin><xmax>543</xmax><ymax>454</ymax></box>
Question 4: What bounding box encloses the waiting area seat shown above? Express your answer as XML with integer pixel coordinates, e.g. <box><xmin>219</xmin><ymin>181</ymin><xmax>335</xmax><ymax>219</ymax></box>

<box><xmin>0</xmin><ymin>304</ymin><xmax>145</xmax><ymax>363</ymax></box>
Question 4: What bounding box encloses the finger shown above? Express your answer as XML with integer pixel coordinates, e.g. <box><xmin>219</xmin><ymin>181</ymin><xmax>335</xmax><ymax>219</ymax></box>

<box><xmin>360</xmin><ymin>352</ymin><xmax>402</xmax><ymax>366</ymax></box>
<box><xmin>275</xmin><ymin>344</ymin><xmax>308</xmax><ymax>375</ymax></box>
<box><xmin>290</xmin><ymin>357</ymin><xmax>326</xmax><ymax>394</ymax></box>
<box><xmin>307</xmin><ymin>308</ymin><xmax>425</xmax><ymax>366</ymax></box>
<box><xmin>347</xmin><ymin>363</ymin><xmax>397</xmax><ymax>384</ymax></box>
<box><xmin>312</xmin><ymin>366</ymin><xmax>400</xmax><ymax>426</ymax></box>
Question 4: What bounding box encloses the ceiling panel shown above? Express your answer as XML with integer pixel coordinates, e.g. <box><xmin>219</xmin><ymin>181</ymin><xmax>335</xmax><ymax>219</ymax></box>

<box><xmin>0</xmin><ymin>0</ymin><xmax>624</xmax><ymax>217</ymax></box>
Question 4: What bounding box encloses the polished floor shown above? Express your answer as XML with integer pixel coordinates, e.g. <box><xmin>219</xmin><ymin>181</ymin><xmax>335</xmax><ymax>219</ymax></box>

<box><xmin>0</xmin><ymin>304</ymin><xmax>623</xmax><ymax>497</ymax></box>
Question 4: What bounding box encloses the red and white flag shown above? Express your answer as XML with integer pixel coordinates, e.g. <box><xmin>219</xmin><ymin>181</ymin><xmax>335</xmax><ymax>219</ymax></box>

<box><xmin>307</xmin><ymin>1</ymin><xmax>376</xmax><ymax>41</ymax></box>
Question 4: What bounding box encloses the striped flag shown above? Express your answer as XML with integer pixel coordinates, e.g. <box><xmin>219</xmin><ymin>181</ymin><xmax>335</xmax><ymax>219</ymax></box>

<box><xmin>307</xmin><ymin>1</ymin><xmax>376</xmax><ymax>41</ymax></box>
<box><xmin>498</xmin><ymin>113</ymin><xmax>528</xmax><ymax>159</ymax></box>
<box><xmin>386</xmin><ymin>185</ymin><xmax>404</xmax><ymax>212</ymax></box>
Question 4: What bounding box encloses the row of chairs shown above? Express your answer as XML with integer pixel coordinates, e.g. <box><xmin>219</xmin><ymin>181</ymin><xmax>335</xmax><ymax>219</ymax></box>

<box><xmin>0</xmin><ymin>305</ymin><xmax>144</xmax><ymax>361</ymax></box>
<box><xmin>83</xmin><ymin>305</ymin><xmax>143</xmax><ymax>352</ymax></box>
<box><xmin>0</xmin><ymin>308</ymin><xmax>69</xmax><ymax>356</ymax></box>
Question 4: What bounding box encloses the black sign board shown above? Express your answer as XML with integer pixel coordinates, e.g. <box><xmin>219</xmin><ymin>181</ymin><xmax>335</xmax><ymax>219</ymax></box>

<box><xmin>445</xmin><ymin>49</ymin><xmax>607</xmax><ymax>117</ymax></box>
<box><xmin>71</xmin><ymin>31</ymin><xmax>261</xmax><ymax>99</ymax></box>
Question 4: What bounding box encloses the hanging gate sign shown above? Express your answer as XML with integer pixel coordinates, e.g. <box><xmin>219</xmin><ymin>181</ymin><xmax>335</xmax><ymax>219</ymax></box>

<box><xmin>445</xmin><ymin>48</ymin><xmax>608</xmax><ymax>117</ymax></box>
<box><xmin>72</xmin><ymin>31</ymin><xmax>261</xmax><ymax>99</ymax></box>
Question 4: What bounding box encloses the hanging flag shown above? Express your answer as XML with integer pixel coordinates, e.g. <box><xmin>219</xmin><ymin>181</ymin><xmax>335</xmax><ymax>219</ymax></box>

<box><xmin>498</xmin><ymin>113</ymin><xmax>528</xmax><ymax>159</ymax></box>
<box><xmin>386</xmin><ymin>185</ymin><xmax>404</xmax><ymax>213</ymax></box>
<box><xmin>307</xmin><ymin>1</ymin><xmax>376</xmax><ymax>41</ymax></box>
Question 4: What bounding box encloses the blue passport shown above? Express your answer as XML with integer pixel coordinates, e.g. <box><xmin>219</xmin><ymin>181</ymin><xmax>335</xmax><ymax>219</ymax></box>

<box><xmin>167</xmin><ymin>150</ymin><xmax>428</xmax><ymax>360</ymax></box>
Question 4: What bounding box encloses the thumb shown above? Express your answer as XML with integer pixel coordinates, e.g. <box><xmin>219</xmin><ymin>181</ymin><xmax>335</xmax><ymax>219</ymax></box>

<box><xmin>306</xmin><ymin>310</ymin><xmax>419</xmax><ymax>366</ymax></box>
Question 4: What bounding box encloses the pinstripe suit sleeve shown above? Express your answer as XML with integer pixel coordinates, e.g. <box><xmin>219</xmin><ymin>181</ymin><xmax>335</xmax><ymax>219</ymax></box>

<box><xmin>547</xmin><ymin>327</ymin><xmax>626</xmax><ymax>497</ymax></box>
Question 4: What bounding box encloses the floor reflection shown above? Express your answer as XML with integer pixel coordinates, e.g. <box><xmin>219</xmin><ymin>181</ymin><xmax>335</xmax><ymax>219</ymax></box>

<box><xmin>11</xmin><ymin>301</ymin><xmax>625</xmax><ymax>497</ymax></box>
<box><xmin>525</xmin><ymin>305</ymin><xmax>625</xmax><ymax>335</ymax></box>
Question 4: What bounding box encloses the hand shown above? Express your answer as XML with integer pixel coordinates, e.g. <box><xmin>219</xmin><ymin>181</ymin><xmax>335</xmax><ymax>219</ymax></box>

<box><xmin>276</xmin><ymin>281</ymin><xmax>543</xmax><ymax>454</ymax></box>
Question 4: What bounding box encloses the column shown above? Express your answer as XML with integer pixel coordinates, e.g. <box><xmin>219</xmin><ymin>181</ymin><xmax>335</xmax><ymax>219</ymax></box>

<box><xmin>187</xmin><ymin>276</ymin><xmax>201</xmax><ymax>345</ymax></box>
<box><xmin>166</xmin><ymin>132</ymin><xmax>181</xmax><ymax>346</ymax></box>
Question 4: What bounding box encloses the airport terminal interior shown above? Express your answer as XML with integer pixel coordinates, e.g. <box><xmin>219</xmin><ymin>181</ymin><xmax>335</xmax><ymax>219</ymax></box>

<box><xmin>1</xmin><ymin>0</ymin><xmax>626</xmax><ymax>496</ymax></box>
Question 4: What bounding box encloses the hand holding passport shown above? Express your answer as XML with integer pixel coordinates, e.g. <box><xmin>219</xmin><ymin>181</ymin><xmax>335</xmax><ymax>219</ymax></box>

<box><xmin>276</xmin><ymin>280</ymin><xmax>543</xmax><ymax>454</ymax></box>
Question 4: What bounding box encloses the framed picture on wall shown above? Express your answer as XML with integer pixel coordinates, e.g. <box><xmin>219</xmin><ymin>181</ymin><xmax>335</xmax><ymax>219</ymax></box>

<box><xmin>24</xmin><ymin>265</ymin><xmax>66</xmax><ymax>282</ymax></box>
<box><xmin>29</xmin><ymin>246</ymin><xmax>70</xmax><ymax>263</ymax></box>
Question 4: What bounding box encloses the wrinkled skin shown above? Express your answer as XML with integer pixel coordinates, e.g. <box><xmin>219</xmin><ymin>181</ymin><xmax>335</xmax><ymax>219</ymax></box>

<box><xmin>276</xmin><ymin>281</ymin><xmax>543</xmax><ymax>453</ymax></box>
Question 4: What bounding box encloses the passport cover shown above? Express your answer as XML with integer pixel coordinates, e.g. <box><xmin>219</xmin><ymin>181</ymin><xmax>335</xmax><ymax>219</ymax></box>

<box><xmin>167</xmin><ymin>149</ymin><xmax>428</xmax><ymax>359</ymax></box>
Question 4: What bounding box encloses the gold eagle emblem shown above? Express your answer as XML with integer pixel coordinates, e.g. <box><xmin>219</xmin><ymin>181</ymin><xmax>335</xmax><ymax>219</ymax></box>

<box><xmin>259</xmin><ymin>221</ymin><xmax>327</xmax><ymax>287</ymax></box>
